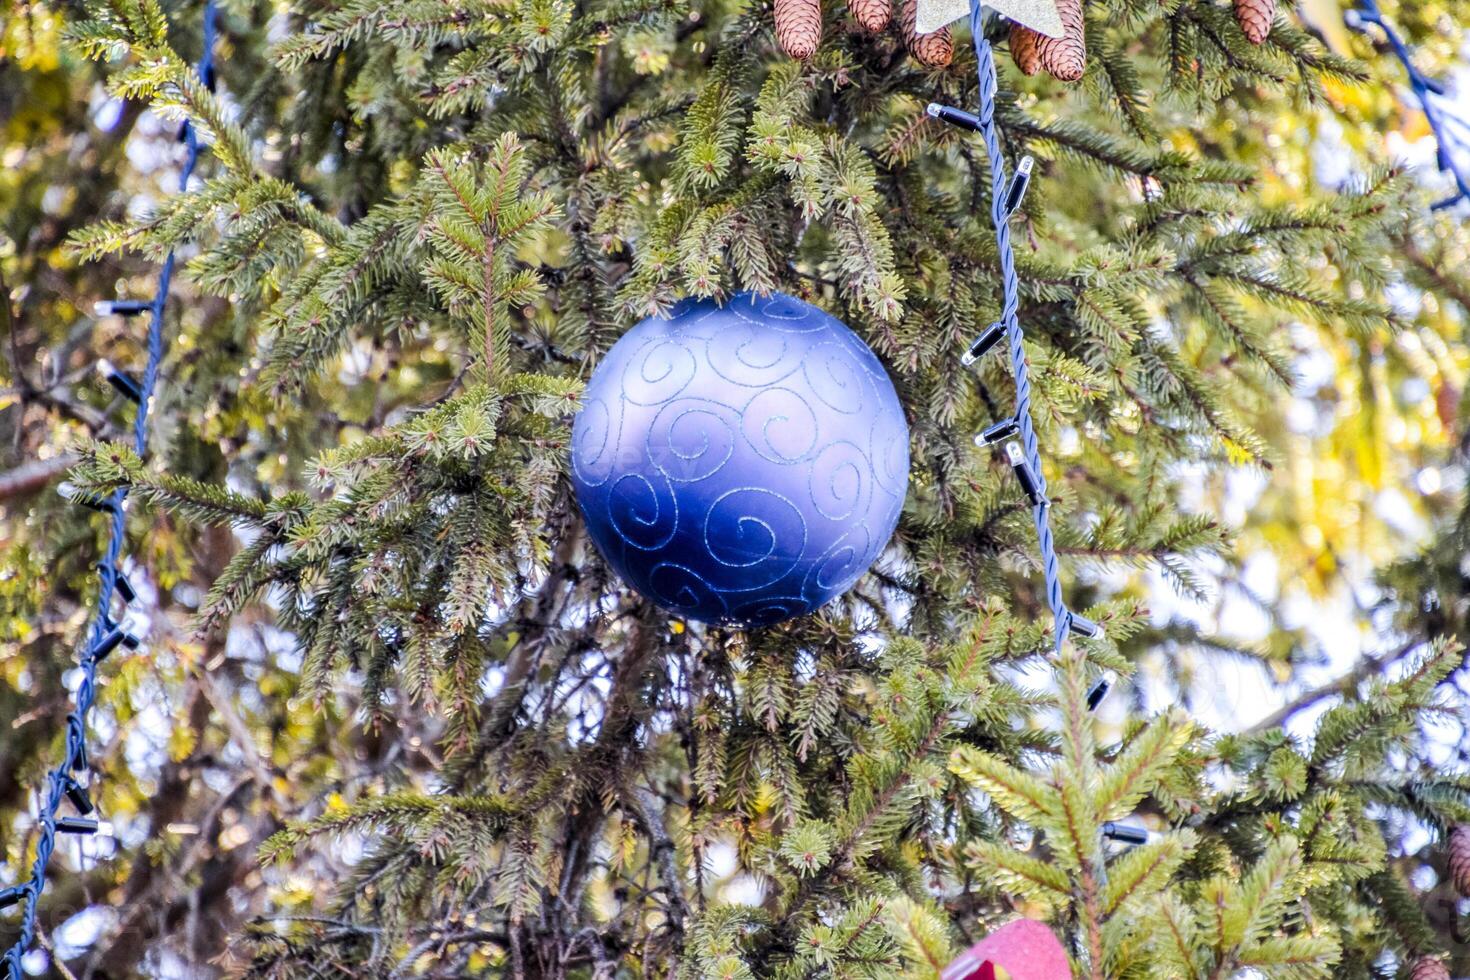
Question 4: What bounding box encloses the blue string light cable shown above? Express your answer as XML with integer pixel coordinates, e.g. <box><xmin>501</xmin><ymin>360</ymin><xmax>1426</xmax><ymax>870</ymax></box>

<box><xmin>929</xmin><ymin>35</ymin><xmax>1126</xmax><ymax>907</ymax></box>
<box><xmin>926</xmin><ymin>5</ymin><xmax>1101</xmax><ymax>664</ymax></box>
<box><xmin>1</xmin><ymin>3</ymin><xmax>217</xmax><ymax>974</ymax></box>
<box><xmin>1348</xmin><ymin>0</ymin><xmax>1470</xmax><ymax>211</ymax></box>
<box><xmin>927</xmin><ymin>9</ymin><xmax>1141</xmax><ymax>928</ymax></box>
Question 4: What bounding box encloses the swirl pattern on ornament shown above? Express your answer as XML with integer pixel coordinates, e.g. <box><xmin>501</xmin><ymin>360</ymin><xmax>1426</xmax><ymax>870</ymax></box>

<box><xmin>571</xmin><ymin>292</ymin><xmax>910</xmax><ymax>627</ymax></box>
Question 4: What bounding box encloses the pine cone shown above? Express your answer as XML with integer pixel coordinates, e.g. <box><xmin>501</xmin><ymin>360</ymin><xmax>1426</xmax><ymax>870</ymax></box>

<box><xmin>1232</xmin><ymin>0</ymin><xmax>1276</xmax><ymax>44</ymax></box>
<box><xmin>848</xmin><ymin>0</ymin><xmax>891</xmax><ymax>33</ymax></box>
<box><xmin>899</xmin><ymin>0</ymin><xmax>952</xmax><ymax>67</ymax></box>
<box><xmin>776</xmin><ymin>0</ymin><xmax>823</xmax><ymax>59</ymax></box>
<box><xmin>1036</xmin><ymin>0</ymin><xmax>1085</xmax><ymax>81</ymax></box>
<box><xmin>1010</xmin><ymin>23</ymin><xmax>1043</xmax><ymax>76</ymax></box>
<box><xmin>1408</xmin><ymin>956</ymin><xmax>1450</xmax><ymax>980</ymax></box>
<box><xmin>1449</xmin><ymin>824</ymin><xmax>1470</xmax><ymax>897</ymax></box>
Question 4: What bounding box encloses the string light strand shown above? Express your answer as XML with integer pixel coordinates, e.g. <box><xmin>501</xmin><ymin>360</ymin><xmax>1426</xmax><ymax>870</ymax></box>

<box><xmin>1</xmin><ymin>3</ymin><xmax>217</xmax><ymax>974</ymax></box>
<box><xmin>927</xmin><ymin>7</ymin><xmax>1101</xmax><ymax>668</ymax></box>
<box><xmin>1348</xmin><ymin>0</ymin><xmax>1470</xmax><ymax>211</ymax></box>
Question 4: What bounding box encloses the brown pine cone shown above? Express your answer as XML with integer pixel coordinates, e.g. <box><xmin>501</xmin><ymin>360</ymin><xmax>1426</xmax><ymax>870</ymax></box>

<box><xmin>776</xmin><ymin>0</ymin><xmax>823</xmax><ymax>59</ymax></box>
<box><xmin>848</xmin><ymin>0</ymin><xmax>890</xmax><ymax>33</ymax></box>
<box><xmin>1036</xmin><ymin>0</ymin><xmax>1085</xmax><ymax>81</ymax></box>
<box><xmin>1408</xmin><ymin>956</ymin><xmax>1450</xmax><ymax>980</ymax></box>
<box><xmin>1010</xmin><ymin>23</ymin><xmax>1043</xmax><ymax>75</ymax></box>
<box><xmin>898</xmin><ymin>0</ymin><xmax>952</xmax><ymax>67</ymax></box>
<box><xmin>1233</xmin><ymin>0</ymin><xmax>1276</xmax><ymax>44</ymax></box>
<box><xmin>1449</xmin><ymin>824</ymin><xmax>1470</xmax><ymax>897</ymax></box>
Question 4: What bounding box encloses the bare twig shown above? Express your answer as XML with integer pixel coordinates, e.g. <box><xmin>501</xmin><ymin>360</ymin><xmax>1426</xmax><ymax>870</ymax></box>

<box><xmin>35</xmin><ymin>924</ymin><xmax>81</xmax><ymax>980</ymax></box>
<box><xmin>0</xmin><ymin>454</ymin><xmax>77</xmax><ymax>500</ymax></box>
<box><xmin>1244</xmin><ymin>640</ymin><xmax>1423</xmax><ymax>735</ymax></box>
<box><xmin>626</xmin><ymin>784</ymin><xmax>689</xmax><ymax>940</ymax></box>
<box><xmin>192</xmin><ymin>661</ymin><xmax>284</xmax><ymax>803</ymax></box>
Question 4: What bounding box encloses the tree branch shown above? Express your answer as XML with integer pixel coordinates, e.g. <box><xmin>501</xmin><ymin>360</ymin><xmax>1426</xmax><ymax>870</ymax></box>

<box><xmin>1244</xmin><ymin>640</ymin><xmax>1422</xmax><ymax>735</ymax></box>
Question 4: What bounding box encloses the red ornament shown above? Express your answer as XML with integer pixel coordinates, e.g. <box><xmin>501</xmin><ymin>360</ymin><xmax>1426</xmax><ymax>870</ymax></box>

<box><xmin>941</xmin><ymin>919</ymin><xmax>1070</xmax><ymax>980</ymax></box>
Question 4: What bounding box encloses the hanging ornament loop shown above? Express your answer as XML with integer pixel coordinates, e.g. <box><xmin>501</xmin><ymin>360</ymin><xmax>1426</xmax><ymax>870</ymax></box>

<box><xmin>1347</xmin><ymin>0</ymin><xmax>1470</xmax><ymax>211</ymax></box>
<box><xmin>2</xmin><ymin>3</ymin><xmax>218</xmax><ymax>975</ymax></box>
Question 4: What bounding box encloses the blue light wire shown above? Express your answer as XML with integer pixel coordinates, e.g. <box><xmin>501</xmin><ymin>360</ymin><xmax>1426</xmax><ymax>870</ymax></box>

<box><xmin>1348</xmin><ymin>0</ymin><xmax>1470</xmax><ymax>211</ymax></box>
<box><xmin>2</xmin><ymin>3</ymin><xmax>217</xmax><ymax>974</ymax></box>
<box><xmin>965</xmin><ymin>3</ymin><xmax>1082</xmax><ymax>659</ymax></box>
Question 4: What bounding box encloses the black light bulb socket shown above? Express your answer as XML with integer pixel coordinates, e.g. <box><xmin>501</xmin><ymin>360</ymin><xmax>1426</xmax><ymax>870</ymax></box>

<box><xmin>102</xmin><ymin>564</ymin><xmax>137</xmax><ymax>604</ymax></box>
<box><xmin>1086</xmin><ymin>677</ymin><xmax>1110</xmax><ymax>712</ymax></box>
<box><xmin>1005</xmin><ymin>442</ymin><xmax>1047</xmax><ymax>508</ymax></box>
<box><xmin>976</xmin><ymin>417</ymin><xmax>1020</xmax><ymax>448</ymax></box>
<box><xmin>96</xmin><ymin>360</ymin><xmax>144</xmax><ymax>403</ymax></box>
<box><xmin>56</xmin><ymin>816</ymin><xmax>100</xmax><ymax>835</ymax></box>
<box><xmin>65</xmin><ymin>779</ymin><xmax>95</xmax><ymax>816</ymax></box>
<box><xmin>1069</xmin><ymin>612</ymin><xmax>1103</xmax><ymax>640</ymax></box>
<box><xmin>925</xmin><ymin>102</ymin><xmax>982</xmax><ymax>133</ymax></box>
<box><xmin>961</xmin><ymin>322</ymin><xmax>1006</xmax><ymax>366</ymax></box>
<box><xmin>1003</xmin><ymin>156</ymin><xmax>1034</xmax><ymax>217</ymax></box>
<box><xmin>91</xmin><ymin>626</ymin><xmax>140</xmax><ymax>661</ymax></box>
<box><xmin>94</xmin><ymin>300</ymin><xmax>151</xmax><ymax>318</ymax></box>
<box><xmin>1101</xmin><ymin>821</ymin><xmax>1150</xmax><ymax>846</ymax></box>
<box><xmin>0</xmin><ymin>885</ymin><xmax>24</xmax><ymax>910</ymax></box>
<box><xmin>59</xmin><ymin>482</ymin><xmax>117</xmax><ymax>515</ymax></box>
<box><xmin>67</xmin><ymin>714</ymin><xmax>88</xmax><ymax>772</ymax></box>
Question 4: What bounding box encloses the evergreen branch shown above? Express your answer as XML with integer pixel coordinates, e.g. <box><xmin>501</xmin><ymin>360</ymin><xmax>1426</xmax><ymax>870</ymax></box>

<box><xmin>73</xmin><ymin>442</ymin><xmax>271</xmax><ymax>524</ymax></box>
<box><xmin>260</xmin><ymin>793</ymin><xmax>517</xmax><ymax>865</ymax></box>
<box><xmin>1244</xmin><ymin>640</ymin><xmax>1421</xmax><ymax>734</ymax></box>
<box><xmin>963</xmin><ymin>839</ymin><xmax>1071</xmax><ymax>901</ymax></box>
<box><xmin>1101</xmin><ymin>832</ymin><xmax>1194</xmax><ymax>916</ymax></box>
<box><xmin>949</xmin><ymin>747</ymin><xmax>1062</xmax><ymax>825</ymax></box>
<box><xmin>1151</xmin><ymin>895</ymin><xmax>1204</xmax><ymax>980</ymax></box>
<box><xmin>1096</xmin><ymin>713</ymin><xmax>1192</xmax><ymax>821</ymax></box>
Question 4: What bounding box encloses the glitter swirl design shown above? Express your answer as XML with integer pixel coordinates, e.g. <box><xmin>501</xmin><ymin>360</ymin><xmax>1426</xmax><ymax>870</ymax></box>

<box><xmin>571</xmin><ymin>292</ymin><xmax>910</xmax><ymax>627</ymax></box>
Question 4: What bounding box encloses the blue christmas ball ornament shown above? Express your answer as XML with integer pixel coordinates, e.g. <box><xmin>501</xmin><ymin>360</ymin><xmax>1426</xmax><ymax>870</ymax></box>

<box><xmin>570</xmin><ymin>291</ymin><xmax>910</xmax><ymax>627</ymax></box>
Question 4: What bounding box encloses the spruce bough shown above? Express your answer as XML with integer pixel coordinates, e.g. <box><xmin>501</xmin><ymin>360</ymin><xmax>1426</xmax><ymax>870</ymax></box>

<box><xmin>13</xmin><ymin>0</ymin><xmax>1468</xmax><ymax>975</ymax></box>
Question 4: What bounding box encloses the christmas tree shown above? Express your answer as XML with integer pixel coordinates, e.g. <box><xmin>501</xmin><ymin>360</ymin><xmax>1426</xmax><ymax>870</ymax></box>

<box><xmin>2</xmin><ymin>0</ymin><xmax>1470</xmax><ymax>976</ymax></box>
